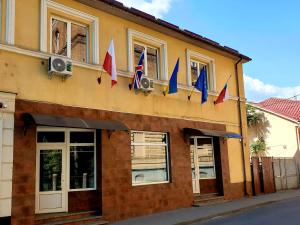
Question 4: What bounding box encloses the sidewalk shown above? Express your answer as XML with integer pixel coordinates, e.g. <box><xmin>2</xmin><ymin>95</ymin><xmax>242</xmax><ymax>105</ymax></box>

<box><xmin>111</xmin><ymin>189</ymin><xmax>300</xmax><ymax>225</ymax></box>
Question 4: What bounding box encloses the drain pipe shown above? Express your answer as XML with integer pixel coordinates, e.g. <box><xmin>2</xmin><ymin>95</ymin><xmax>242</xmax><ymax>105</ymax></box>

<box><xmin>235</xmin><ymin>57</ymin><xmax>248</xmax><ymax>196</ymax></box>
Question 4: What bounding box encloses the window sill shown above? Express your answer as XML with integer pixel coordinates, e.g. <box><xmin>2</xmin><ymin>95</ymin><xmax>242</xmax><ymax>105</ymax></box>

<box><xmin>199</xmin><ymin>177</ymin><xmax>216</xmax><ymax>180</ymax></box>
<box><xmin>132</xmin><ymin>181</ymin><xmax>170</xmax><ymax>187</ymax></box>
<box><xmin>68</xmin><ymin>188</ymin><xmax>96</xmax><ymax>192</ymax></box>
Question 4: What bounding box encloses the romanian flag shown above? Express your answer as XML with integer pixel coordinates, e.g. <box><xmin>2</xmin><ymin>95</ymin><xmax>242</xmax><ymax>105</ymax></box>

<box><xmin>167</xmin><ymin>58</ymin><xmax>180</xmax><ymax>94</ymax></box>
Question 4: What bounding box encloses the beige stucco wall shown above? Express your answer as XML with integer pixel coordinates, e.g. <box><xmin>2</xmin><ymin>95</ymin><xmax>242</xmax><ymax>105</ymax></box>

<box><xmin>0</xmin><ymin>0</ymin><xmax>251</xmax><ymax>187</ymax></box>
<box><xmin>249</xmin><ymin>109</ymin><xmax>299</xmax><ymax>158</ymax></box>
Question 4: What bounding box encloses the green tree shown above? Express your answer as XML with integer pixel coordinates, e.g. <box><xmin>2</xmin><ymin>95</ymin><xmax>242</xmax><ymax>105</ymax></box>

<box><xmin>246</xmin><ymin>104</ymin><xmax>270</xmax><ymax>156</ymax></box>
<box><xmin>250</xmin><ymin>137</ymin><xmax>266</xmax><ymax>155</ymax></box>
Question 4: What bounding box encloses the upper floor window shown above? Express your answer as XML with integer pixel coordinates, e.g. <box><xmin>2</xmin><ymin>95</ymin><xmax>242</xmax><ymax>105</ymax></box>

<box><xmin>187</xmin><ymin>49</ymin><xmax>216</xmax><ymax>91</ymax></box>
<box><xmin>190</xmin><ymin>60</ymin><xmax>210</xmax><ymax>88</ymax></box>
<box><xmin>40</xmin><ymin>0</ymin><xmax>99</xmax><ymax>64</ymax></box>
<box><xmin>134</xmin><ymin>43</ymin><xmax>160</xmax><ymax>79</ymax></box>
<box><xmin>51</xmin><ymin>18</ymin><xmax>88</xmax><ymax>63</ymax></box>
<box><xmin>128</xmin><ymin>29</ymin><xmax>168</xmax><ymax>80</ymax></box>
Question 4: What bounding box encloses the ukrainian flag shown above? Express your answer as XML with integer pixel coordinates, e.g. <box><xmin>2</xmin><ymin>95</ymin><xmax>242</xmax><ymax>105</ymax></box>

<box><xmin>167</xmin><ymin>58</ymin><xmax>180</xmax><ymax>94</ymax></box>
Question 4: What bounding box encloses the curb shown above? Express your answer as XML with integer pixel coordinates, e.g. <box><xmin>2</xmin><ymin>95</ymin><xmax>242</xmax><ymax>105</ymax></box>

<box><xmin>174</xmin><ymin>200</ymin><xmax>281</xmax><ymax>225</ymax></box>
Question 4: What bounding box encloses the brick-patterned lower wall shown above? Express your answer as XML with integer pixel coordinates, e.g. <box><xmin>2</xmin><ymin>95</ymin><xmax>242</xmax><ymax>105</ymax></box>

<box><xmin>11</xmin><ymin>99</ymin><xmax>248</xmax><ymax>224</ymax></box>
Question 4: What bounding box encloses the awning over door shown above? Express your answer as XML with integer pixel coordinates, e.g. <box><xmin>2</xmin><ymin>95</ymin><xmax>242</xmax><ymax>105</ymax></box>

<box><xmin>183</xmin><ymin>128</ymin><xmax>242</xmax><ymax>139</ymax></box>
<box><xmin>23</xmin><ymin>113</ymin><xmax>129</xmax><ymax>131</ymax></box>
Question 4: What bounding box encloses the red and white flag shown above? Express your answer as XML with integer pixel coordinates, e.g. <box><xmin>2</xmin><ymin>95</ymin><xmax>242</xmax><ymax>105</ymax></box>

<box><xmin>103</xmin><ymin>39</ymin><xmax>117</xmax><ymax>87</ymax></box>
<box><xmin>214</xmin><ymin>83</ymin><xmax>229</xmax><ymax>104</ymax></box>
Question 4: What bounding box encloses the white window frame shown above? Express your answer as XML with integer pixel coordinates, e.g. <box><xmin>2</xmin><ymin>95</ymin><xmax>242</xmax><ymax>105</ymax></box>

<box><xmin>128</xmin><ymin>29</ymin><xmax>168</xmax><ymax>81</ymax></box>
<box><xmin>133</xmin><ymin>41</ymin><xmax>160</xmax><ymax>80</ymax></box>
<box><xmin>190</xmin><ymin>136</ymin><xmax>216</xmax><ymax>180</ymax></box>
<box><xmin>5</xmin><ymin>0</ymin><xmax>15</xmax><ymax>45</ymax></box>
<box><xmin>40</xmin><ymin>0</ymin><xmax>99</xmax><ymax>64</ymax></box>
<box><xmin>131</xmin><ymin>131</ymin><xmax>170</xmax><ymax>186</ymax></box>
<box><xmin>50</xmin><ymin>16</ymin><xmax>89</xmax><ymax>63</ymax></box>
<box><xmin>186</xmin><ymin>49</ymin><xmax>216</xmax><ymax>92</ymax></box>
<box><xmin>36</xmin><ymin>127</ymin><xmax>97</xmax><ymax>192</ymax></box>
<box><xmin>68</xmin><ymin>129</ymin><xmax>96</xmax><ymax>192</ymax></box>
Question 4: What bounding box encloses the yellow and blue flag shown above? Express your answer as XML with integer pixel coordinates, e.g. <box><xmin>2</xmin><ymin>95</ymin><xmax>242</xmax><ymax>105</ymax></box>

<box><xmin>168</xmin><ymin>58</ymin><xmax>180</xmax><ymax>94</ymax></box>
<box><xmin>194</xmin><ymin>66</ymin><xmax>208</xmax><ymax>104</ymax></box>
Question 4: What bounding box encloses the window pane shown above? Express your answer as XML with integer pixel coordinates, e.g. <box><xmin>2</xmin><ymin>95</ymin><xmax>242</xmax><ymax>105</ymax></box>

<box><xmin>197</xmin><ymin>138</ymin><xmax>215</xmax><ymax>178</ymax></box>
<box><xmin>70</xmin><ymin>146</ymin><xmax>95</xmax><ymax>189</ymax></box>
<box><xmin>71</xmin><ymin>23</ymin><xmax>88</xmax><ymax>62</ymax></box>
<box><xmin>40</xmin><ymin>150</ymin><xmax>62</xmax><ymax>191</ymax></box>
<box><xmin>52</xmin><ymin>19</ymin><xmax>67</xmax><ymax>56</ymax></box>
<box><xmin>190</xmin><ymin>61</ymin><xmax>210</xmax><ymax>89</ymax></box>
<box><xmin>131</xmin><ymin>132</ymin><xmax>167</xmax><ymax>145</ymax></box>
<box><xmin>131</xmin><ymin>131</ymin><xmax>169</xmax><ymax>185</ymax></box>
<box><xmin>37</xmin><ymin>132</ymin><xmax>65</xmax><ymax>143</ymax></box>
<box><xmin>131</xmin><ymin>145</ymin><xmax>168</xmax><ymax>184</ymax></box>
<box><xmin>70</xmin><ymin>131</ymin><xmax>94</xmax><ymax>143</ymax></box>
<box><xmin>147</xmin><ymin>47</ymin><xmax>159</xmax><ymax>79</ymax></box>
<box><xmin>190</xmin><ymin>61</ymin><xmax>198</xmax><ymax>86</ymax></box>
<box><xmin>134</xmin><ymin>44</ymin><xmax>145</xmax><ymax>73</ymax></box>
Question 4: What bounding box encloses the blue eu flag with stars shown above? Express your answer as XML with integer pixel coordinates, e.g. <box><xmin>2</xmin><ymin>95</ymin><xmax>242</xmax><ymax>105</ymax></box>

<box><xmin>194</xmin><ymin>66</ymin><xmax>208</xmax><ymax>104</ymax></box>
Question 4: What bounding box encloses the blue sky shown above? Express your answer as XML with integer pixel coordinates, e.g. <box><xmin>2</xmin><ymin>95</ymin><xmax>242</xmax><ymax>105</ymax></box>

<box><xmin>119</xmin><ymin>0</ymin><xmax>300</xmax><ymax>102</ymax></box>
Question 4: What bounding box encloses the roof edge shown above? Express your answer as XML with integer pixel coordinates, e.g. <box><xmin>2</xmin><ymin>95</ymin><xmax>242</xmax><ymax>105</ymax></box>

<box><xmin>249</xmin><ymin>103</ymin><xmax>299</xmax><ymax>124</ymax></box>
<box><xmin>75</xmin><ymin>0</ymin><xmax>252</xmax><ymax>62</ymax></box>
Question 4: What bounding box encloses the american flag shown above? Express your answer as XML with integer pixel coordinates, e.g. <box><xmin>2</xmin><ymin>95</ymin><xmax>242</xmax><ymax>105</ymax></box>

<box><xmin>131</xmin><ymin>52</ymin><xmax>145</xmax><ymax>90</ymax></box>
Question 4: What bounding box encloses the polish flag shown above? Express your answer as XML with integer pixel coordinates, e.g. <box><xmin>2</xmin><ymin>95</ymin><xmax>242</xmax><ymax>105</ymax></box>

<box><xmin>103</xmin><ymin>40</ymin><xmax>117</xmax><ymax>87</ymax></box>
<box><xmin>214</xmin><ymin>83</ymin><xmax>229</xmax><ymax>104</ymax></box>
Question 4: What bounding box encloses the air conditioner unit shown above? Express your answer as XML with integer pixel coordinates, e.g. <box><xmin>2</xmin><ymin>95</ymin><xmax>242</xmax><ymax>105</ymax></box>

<box><xmin>139</xmin><ymin>76</ymin><xmax>154</xmax><ymax>92</ymax></box>
<box><xmin>48</xmin><ymin>56</ymin><xmax>72</xmax><ymax>79</ymax></box>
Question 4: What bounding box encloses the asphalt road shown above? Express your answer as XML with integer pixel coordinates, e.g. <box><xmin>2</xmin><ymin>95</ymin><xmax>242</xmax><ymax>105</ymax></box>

<box><xmin>192</xmin><ymin>196</ymin><xmax>300</xmax><ymax>225</ymax></box>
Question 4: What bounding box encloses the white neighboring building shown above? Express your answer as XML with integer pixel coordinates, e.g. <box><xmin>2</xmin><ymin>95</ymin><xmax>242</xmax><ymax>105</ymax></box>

<box><xmin>248</xmin><ymin>98</ymin><xmax>300</xmax><ymax>161</ymax></box>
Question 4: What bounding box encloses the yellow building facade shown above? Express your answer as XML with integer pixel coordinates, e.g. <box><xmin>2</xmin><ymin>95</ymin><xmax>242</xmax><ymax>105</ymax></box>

<box><xmin>0</xmin><ymin>0</ymin><xmax>252</xmax><ymax>224</ymax></box>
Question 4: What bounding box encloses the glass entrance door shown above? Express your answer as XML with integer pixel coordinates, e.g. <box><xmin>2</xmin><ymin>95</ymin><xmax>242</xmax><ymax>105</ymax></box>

<box><xmin>36</xmin><ymin>146</ymin><xmax>66</xmax><ymax>213</ymax></box>
<box><xmin>190</xmin><ymin>137</ymin><xmax>215</xmax><ymax>194</ymax></box>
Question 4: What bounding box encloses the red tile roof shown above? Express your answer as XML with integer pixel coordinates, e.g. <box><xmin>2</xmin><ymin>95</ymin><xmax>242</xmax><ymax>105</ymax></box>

<box><xmin>255</xmin><ymin>97</ymin><xmax>300</xmax><ymax>122</ymax></box>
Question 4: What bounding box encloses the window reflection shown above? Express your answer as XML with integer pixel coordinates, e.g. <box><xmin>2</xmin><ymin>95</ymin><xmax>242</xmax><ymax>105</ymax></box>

<box><xmin>131</xmin><ymin>132</ymin><xmax>169</xmax><ymax>185</ymax></box>
<box><xmin>71</xmin><ymin>23</ymin><xmax>88</xmax><ymax>62</ymax></box>
<box><xmin>40</xmin><ymin>150</ymin><xmax>62</xmax><ymax>192</ymax></box>
<box><xmin>190</xmin><ymin>60</ymin><xmax>210</xmax><ymax>89</ymax></box>
<box><xmin>52</xmin><ymin>19</ymin><xmax>67</xmax><ymax>56</ymax></box>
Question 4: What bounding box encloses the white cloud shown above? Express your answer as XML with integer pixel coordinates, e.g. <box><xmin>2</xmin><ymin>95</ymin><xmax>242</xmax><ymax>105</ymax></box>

<box><xmin>244</xmin><ymin>75</ymin><xmax>300</xmax><ymax>102</ymax></box>
<box><xmin>118</xmin><ymin>0</ymin><xmax>173</xmax><ymax>18</ymax></box>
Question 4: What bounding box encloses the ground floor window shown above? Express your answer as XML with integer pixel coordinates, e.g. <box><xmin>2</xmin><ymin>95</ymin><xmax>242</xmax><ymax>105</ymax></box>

<box><xmin>131</xmin><ymin>131</ymin><xmax>170</xmax><ymax>185</ymax></box>
<box><xmin>37</xmin><ymin>128</ymin><xmax>96</xmax><ymax>191</ymax></box>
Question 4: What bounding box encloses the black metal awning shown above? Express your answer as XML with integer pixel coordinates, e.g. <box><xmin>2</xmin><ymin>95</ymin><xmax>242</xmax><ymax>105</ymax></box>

<box><xmin>23</xmin><ymin>113</ymin><xmax>128</xmax><ymax>131</ymax></box>
<box><xmin>183</xmin><ymin>128</ymin><xmax>242</xmax><ymax>139</ymax></box>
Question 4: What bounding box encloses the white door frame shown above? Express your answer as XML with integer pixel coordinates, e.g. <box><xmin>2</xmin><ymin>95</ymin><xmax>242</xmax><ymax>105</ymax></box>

<box><xmin>190</xmin><ymin>136</ymin><xmax>215</xmax><ymax>194</ymax></box>
<box><xmin>35</xmin><ymin>142</ymin><xmax>68</xmax><ymax>214</ymax></box>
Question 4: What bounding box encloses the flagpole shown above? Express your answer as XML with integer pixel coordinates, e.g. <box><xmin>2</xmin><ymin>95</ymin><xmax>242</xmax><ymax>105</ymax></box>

<box><xmin>225</xmin><ymin>74</ymin><xmax>232</xmax><ymax>84</ymax></box>
<box><xmin>97</xmin><ymin>70</ymin><xmax>103</xmax><ymax>85</ymax></box>
<box><xmin>213</xmin><ymin>74</ymin><xmax>232</xmax><ymax>105</ymax></box>
<box><xmin>188</xmin><ymin>86</ymin><xmax>196</xmax><ymax>101</ymax></box>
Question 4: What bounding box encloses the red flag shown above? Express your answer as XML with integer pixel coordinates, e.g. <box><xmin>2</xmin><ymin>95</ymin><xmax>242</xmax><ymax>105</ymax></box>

<box><xmin>103</xmin><ymin>40</ymin><xmax>117</xmax><ymax>87</ymax></box>
<box><xmin>214</xmin><ymin>83</ymin><xmax>229</xmax><ymax>104</ymax></box>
